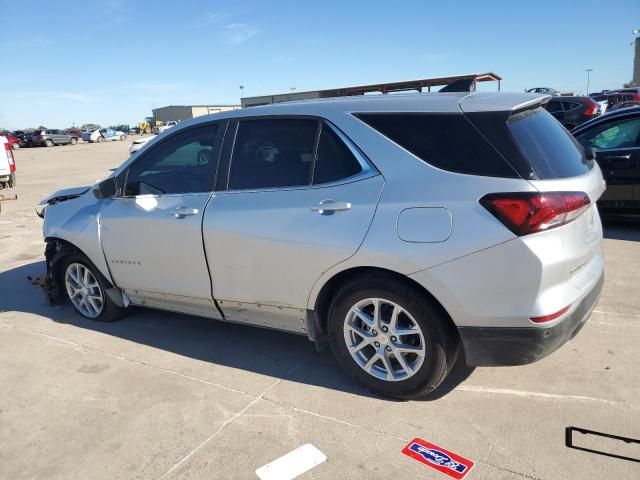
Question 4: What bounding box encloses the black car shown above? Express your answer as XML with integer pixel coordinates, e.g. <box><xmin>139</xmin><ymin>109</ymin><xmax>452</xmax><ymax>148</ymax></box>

<box><xmin>544</xmin><ymin>96</ymin><xmax>599</xmax><ymax>129</ymax></box>
<box><xmin>572</xmin><ymin>107</ymin><xmax>640</xmax><ymax>216</ymax></box>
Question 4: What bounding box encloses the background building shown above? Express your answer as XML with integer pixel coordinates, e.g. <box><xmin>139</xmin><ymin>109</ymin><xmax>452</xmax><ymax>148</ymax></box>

<box><xmin>152</xmin><ymin>104</ymin><xmax>240</xmax><ymax>122</ymax></box>
<box><xmin>241</xmin><ymin>73</ymin><xmax>502</xmax><ymax>108</ymax></box>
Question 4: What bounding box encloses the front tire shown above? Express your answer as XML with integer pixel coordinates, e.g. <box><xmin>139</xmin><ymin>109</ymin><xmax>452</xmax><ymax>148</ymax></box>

<box><xmin>70</xmin><ymin>137</ymin><xmax>77</xmax><ymax>145</ymax></box>
<box><xmin>328</xmin><ymin>274</ymin><xmax>458</xmax><ymax>399</ymax></box>
<box><xmin>62</xmin><ymin>254</ymin><xmax>124</xmax><ymax>322</ymax></box>
<box><xmin>45</xmin><ymin>139</ymin><xmax>53</xmax><ymax>147</ymax></box>
<box><xmin>11</xmin><ymin>143</ymin><xmax>19</xmax><ymax>150</ymax></box>
<box><xmin>97</xmin><ymin>136</ymin><xmax>103</xmax><ymax>143</ymax></box>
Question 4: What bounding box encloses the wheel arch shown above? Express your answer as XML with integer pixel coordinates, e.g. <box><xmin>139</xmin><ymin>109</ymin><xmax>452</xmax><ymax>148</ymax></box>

<box><xmin>311</xmin><ymin>266</ymin><xmax>456</xmax><ymax>341</ymax></box>
<box><xmin>44</xmin><ymin>237</ymin><xmax>113</xmax><ymax>287</ymax></box>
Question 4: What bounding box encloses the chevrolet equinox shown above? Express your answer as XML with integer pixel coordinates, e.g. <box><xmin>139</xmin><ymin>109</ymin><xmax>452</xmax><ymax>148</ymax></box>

<box><xmin>37</xmin><ymin>92</ymin><xmax>605</xmax><ymax>399</ymax></box>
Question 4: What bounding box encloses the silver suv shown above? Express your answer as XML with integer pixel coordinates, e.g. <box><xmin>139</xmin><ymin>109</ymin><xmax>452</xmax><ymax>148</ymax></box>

<box><xmin>37</xmin><ymin>92</ymin><xmax>605</xmax><ymax>398</ymax></box>
<box><xmin>29</xmin><ymin>129</ymin><xmax>76</xmax><ymax>147</ymax></box>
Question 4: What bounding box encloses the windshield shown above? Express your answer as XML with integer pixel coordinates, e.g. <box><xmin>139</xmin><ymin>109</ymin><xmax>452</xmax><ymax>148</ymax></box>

<box><xmin>508</xmin><ymin>108</ymin><xmax>593</xmax><ymax>179</ymax></box>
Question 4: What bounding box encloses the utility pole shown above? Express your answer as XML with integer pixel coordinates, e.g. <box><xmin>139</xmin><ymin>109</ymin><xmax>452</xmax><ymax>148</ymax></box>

<box><xmin>585</xmin><ymin>69</ymin><xmax>593</xmax><ymax>95</ymax></box>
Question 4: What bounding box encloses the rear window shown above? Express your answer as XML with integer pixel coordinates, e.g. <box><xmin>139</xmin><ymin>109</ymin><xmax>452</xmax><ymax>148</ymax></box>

<box><xmin>508</xmin><ymin>108</ymin><xmax>592</xmax><ymax>179</ymax></box>
<box><xmin>355</xmin><ymin>113</ymin><xmax>517</xmax><ymax>178</ymax></box>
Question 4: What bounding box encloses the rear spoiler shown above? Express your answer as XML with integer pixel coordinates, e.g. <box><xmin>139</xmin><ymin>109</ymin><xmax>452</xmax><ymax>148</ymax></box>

<box><xmin>459</xmin><ymin>93</ymin><xmax>551</xmax><ymax>114</ymax></box>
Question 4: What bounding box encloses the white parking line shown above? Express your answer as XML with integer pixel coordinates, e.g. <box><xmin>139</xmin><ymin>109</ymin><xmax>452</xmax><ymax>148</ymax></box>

<box><xmin>457</xmin><ymin>386</ymin><xmax>622</xmax><ymax>406</ymax></box>
<box><xmin>255</xmin><ymin>444</ymin><xmax>326</xmax><ymax>480</ymax></box>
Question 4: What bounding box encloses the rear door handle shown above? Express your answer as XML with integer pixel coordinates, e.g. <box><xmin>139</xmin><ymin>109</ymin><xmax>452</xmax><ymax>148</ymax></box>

<box><xmin>169</xmin><ymin>207</ymin><xmax>199</xmax><ymax>218</ymax></box>
<box><xmin>310</xmin><ymin>200</ymin><xmax>352</xmax><ymax>214</ymax></box>
<box><xmin>603</xmin><ymin>154</ymin><xmax>631</xmax><ymax>160</ymax></box>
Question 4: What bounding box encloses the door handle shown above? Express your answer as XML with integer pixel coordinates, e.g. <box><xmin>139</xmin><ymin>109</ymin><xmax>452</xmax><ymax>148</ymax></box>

<box><xmin>310</xmin><ymin>199</ymin><xmax>352</xmax><ymax>214</ymax></box>
<box><xmin>603</xmin><ymin>154</ymin><xmax>631</xmax><ymax>161</ymax></box>
<box><xmin>169</xmin><ymin>207</ymin><xmax>199</xmax><ymax>218</ymax></box>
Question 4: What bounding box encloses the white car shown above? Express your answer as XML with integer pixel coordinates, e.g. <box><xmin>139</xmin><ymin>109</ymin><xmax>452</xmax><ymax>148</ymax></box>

<box><xmin>83</xmin><ymin>128</ymin><xmax>127</xmax><ymax>143</ymax></box>
<box><xmin>128</xmin><ymin>135</ymin><xmax>155</xmax><ymax>155</ymax></box>
<box><xmin>0</xmin><ymin>136</ymin><xmax>17</xmax><ymax>189</ymax></box>
<box><xmin>152</xmin><ymin>120</ymin><xmax>179</xmax><ymax>135</ymax></box>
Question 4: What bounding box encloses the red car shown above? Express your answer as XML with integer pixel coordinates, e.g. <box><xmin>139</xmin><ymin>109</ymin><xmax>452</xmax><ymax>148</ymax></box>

<box><xmin>4</xmin><ymin>135</ymin><xmax>20</xmax><ymax>150</ymax></box>
<box><xmin>65</xmin><ymin>129</ymin><xmax>83</xmax><ymax>141</ymax></box>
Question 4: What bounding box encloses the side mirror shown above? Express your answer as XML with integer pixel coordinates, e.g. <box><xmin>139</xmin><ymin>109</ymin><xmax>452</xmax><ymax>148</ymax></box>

<box><xmin>93</xmin><ymin>177</ymin><xmax>117</xmax><ymax>199</ymax></box>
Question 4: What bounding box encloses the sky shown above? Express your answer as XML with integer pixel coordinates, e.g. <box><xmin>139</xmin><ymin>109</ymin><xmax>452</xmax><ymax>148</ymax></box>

<box><xmin>0</xmin><ymin>0</ymin><xmax>638</xmax><ymax>129</ymax></box>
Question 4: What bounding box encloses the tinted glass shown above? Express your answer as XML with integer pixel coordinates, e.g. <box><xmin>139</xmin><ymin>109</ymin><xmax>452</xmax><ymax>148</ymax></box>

<box><xmin>545</xmin><ymin>100</ymin><xmax>562</xmax><ymax>113</ymax></box>
<box><xmin>313</xmin><ymin>125</ymin><xmax>363</xmax><ymax>184</ymax></box>
<box><xmin>575</xmin><ymin>117</ymin><xmax>640</xmax><ymax>150</ymax></box>
<box><xmin>562</xmin><ymin>101</ymin><xmax>579</xmax><ymax>111</ymax></box>
<box><xmin>356</xmin><ymin>113</ymin><xmax>516</xmax><ymax>177</ymax></box>
<box><xmin>125</xmin><ymin>123</ymin><xmax>219</xmax><ymax>195</ymax></box>
<box><xmin>508</xmin><ymin>108</ymin><xmax>592</xmax><ymax>179</ymax></box>
<box><xmin>229</xmin><ymin>119</ymin><xmax>317</xmax><ymax>190</ymax></box>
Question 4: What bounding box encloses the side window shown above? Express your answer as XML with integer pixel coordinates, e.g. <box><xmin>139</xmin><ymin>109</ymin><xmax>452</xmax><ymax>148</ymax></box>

<box><xmin>545</xmin><ymin>101</ymin><xmax>562</xmax><ymax>113</ymax></box>
<box><xmin>124</xmin><ymin>123</ymin><xmax>219</xmax><ymax>196</ymax></box>
<box><xmin>228</xmin><ymin>118</ymin><xmax>317</xmax><ymax>190</ymax></box>
<box><xmin>356</xmin><ymin>113</ymin><xmax>517</xmax><ymax>177</ymax></box>
<box><xmin>576</xmin><ymin>117</ymin><xmax>640</xmax><ymax>150</ymax></box>
<box><xmin>313</xmin><ymin>125</ymin><xmax>363</xmax><ymax>184</ymax></box>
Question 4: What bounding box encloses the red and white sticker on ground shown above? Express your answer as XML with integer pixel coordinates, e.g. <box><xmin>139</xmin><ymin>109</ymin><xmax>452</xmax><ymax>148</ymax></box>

<box><xmin>402</xmin><ymin>438</ymin><xmax>475</xmax><ymax>479</ymax></box>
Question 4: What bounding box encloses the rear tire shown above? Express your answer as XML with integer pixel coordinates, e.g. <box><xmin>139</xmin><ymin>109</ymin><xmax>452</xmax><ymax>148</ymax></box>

<box><xmin>61</xmin><ymin>254</ymin><xmax>125</xmax><ymax>322</ymax></box>
<box><xmin>11</xmin><ymin>143</ymin><xmax>19</xmax><ymax>150</ymax></box>
<box><xmin>327</xmin><ymin>274</ymin><xmax>458</xmax><ymax>399</ymax></box>
<box><xmin>8</xmin><ymin>173</ymin><xmax>16</xmax><ymax>188</ymax></box>
<box><xmin>70</xmin><ymin>137</ymin><xmax>77</xmax><ymax>145</ymax></box>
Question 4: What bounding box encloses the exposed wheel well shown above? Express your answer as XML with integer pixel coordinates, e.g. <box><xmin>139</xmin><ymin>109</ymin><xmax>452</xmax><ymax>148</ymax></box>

<box><xmin>312</xmin><ymin>266</ymin><xmax>456</xmax><ymax>339</ymax></box>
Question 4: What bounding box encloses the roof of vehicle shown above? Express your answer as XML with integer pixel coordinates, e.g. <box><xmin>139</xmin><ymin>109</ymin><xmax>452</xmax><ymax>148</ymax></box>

<box><xmin>182</xmin><ymin>92</ymin><xmax>550</xmax><ymax>123</ymax></box>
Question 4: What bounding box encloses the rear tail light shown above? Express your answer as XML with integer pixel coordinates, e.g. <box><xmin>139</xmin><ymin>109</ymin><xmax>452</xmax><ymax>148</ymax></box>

<box><xmin>583</xmin><ymin>99</ymin><xmax>598</xmax><ymax>116</ymax></box>
<box><xmin>530</xmin><ymin>304</ymin><xmax>572</xmax><ymax>323</ymax></box>
<box><xmin>4</xmin><ymin>141</ymin><xmax>15</xmax><ymax>172</ymax></box>
<box><xmin>480</xmin><ymin>192</ymin><xmax>590</xmax><ymax>236</ymax></box>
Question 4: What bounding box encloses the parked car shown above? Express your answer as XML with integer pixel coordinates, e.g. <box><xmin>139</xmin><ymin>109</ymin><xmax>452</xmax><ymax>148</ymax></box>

<box><xmin>572</xmin><ymin>106</ymin><xmax>640</xmax><ymax>217</ymax></box>
<box><xmin>606</xmin><ymin>101</ymin><xmax>640</xmax><ymax>113</ymax></box>
<box><xmin>11</xmin><ymin>131</ymin><xmax>27</xmax><ymax>147</ymax></box>
<box><xmin>0</xmin><ymin>136</ymin><xmax>16</xmax><ymax>188</ymax></box>
<box><xmin>83</xmin><ymin>128</ymin><xmax>127</xmax><ymax>143</ymax></box>
<box><xmin>152</xmin><ymin>120</ymin><xmax>178</xmax><ymax>135</ymax></box>
<box><xmin>29</xmin><ymin>129</ymin><xmax>76</xmax><ymax>147</ymax></box>
<box><xmin>37</xmin><ymin>92</ymin><xmax>605</xmax><ymax>399</ymax></box>
<box><xmin>65</xmin><ymin>129</ymin><xmax>84</xmax><ymax>141</ymax></box>
<box><xmin>543</xmin><ymin>96</ymin><xmax>599</xmax><ymax>129</ymax></box>
<box><xmin>128</xmin><ymin>135</ymin><xmax>154</xmax><ymax>154</ymax></box>
<box><xmin>3</xmin><ymin>134</ymin><xmax>21</xmax><ymax>150</ymax></box>
<box><xmin>526</xmin><ymin>87</ymin><xmax>560</xmax><ymax>96</ymax></box>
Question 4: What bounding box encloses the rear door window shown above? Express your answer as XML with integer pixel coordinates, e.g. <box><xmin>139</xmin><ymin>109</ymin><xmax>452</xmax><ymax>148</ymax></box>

<box><xmin>355</xmin><ymin>113</ymin><xmax>517</xmax><ymax>177</ymax></box>
<box><xmin>228</xmin><ymin>118</ymin><xmax>317</xmax><ymax>190</ymax></box>
<box><xmin>313</xmin><ymin>125</ymin><xmax>363</xmax><ymax>184</ymax></box>
<box><xmin>508</xmin><ymin>108</ymin><xmax>592</xmax><ymax>179</ymax></box>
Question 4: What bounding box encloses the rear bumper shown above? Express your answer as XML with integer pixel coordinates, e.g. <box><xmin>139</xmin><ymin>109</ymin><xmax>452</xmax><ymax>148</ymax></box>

<box><xmin>459</xmin><ymin>272</ymin><xmax>604</xmax><ymax>367</ymax></box>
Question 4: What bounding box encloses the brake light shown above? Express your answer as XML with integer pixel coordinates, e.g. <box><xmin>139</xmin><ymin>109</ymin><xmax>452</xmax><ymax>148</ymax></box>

<box><xmin>480</xmin><ymin>192</ymin><xmax>590</xmax><ymax>236</ymax></box>
<box><xmin>530</xmin><ymin>304</ymin><xmax>571</xmax><ymax>323</ymax></box>
<box><xmin>583</xmin><ymin>99</ymin><xmax>597</xmax><ymax>116</ymax></box>
<box><xmin>4</xmin><ymin>141</ymin><xmax>15</xmax><ymax>172</ymax></box>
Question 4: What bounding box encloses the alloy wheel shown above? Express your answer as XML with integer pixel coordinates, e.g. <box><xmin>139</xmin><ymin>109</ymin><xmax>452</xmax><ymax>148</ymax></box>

<box><xmin>343</xmin><ymin>298</ymin><xmax>426</xmax><ymax>381</ymax></box>
<box><xmin>64</xmin><ymin>263</ymin><xmax>104</xmax><ymax>319</ymax></box>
